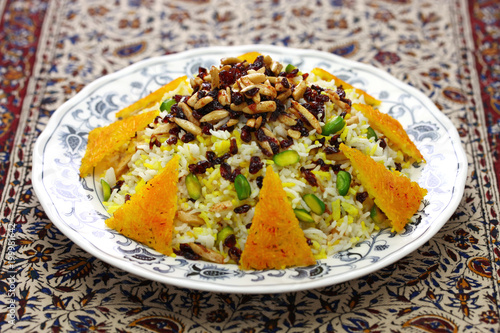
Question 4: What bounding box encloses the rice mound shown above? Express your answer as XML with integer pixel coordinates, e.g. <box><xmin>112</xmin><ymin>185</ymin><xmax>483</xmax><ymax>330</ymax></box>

<box><xmin>84</xmin><ymin>53</ymin><xmax>428</xmax><ymax>270</ymax></box>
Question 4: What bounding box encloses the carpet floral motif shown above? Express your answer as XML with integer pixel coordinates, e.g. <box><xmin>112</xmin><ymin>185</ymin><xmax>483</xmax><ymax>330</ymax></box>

<box><xmin>1</xmin><ymin>0</ymin><xmax>499</xmax><ymax>331</ymax></box>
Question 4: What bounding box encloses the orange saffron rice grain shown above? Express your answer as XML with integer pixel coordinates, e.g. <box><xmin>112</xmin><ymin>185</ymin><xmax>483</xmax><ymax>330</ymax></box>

<box><xmin>105</xmin><ymin>155</ymin><xmax>180</xmax><ymax>255</ymax></box>
<box><xmin>340</xmin><ymin>144</ymin><xmax>427</xmax><ymax>232</ymax></box>
<box><xmin>79</xmin><ymin>110</ymin><xmax>159</xmax><ymax>177</ymax></box>
<box><xmin>352</xmin><ymin>103</ymin><xmax>424</xmax><ymax>163</ymax></box>
<box><xmin>240</xmin><ymin>166</ymin><xmax>316</xmax><ymax>270</ymax></box>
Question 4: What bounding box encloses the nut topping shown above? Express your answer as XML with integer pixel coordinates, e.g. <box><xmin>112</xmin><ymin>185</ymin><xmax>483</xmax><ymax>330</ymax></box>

<box><xmin>199</xmin><ymin>110</ymin><xmax>230</xmax><ymax>123</ymax></box>
<box><xmin>291</xmin><ymin>100</ymin><xmax>322</xmax><ymax>134</ymax></box>
<box><xmin>173</xmin><ymin>118</ymin><xmax>202</xmax><ymax>136</ymax></box>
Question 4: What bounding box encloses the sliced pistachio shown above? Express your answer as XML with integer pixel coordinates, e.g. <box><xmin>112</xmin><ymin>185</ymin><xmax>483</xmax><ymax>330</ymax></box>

<box><xmin>294</xmin><ymin>209</ymin><xmax>314</xmax><ymax>223</ymax></box>
<box><xmin>101</xmin><ymin>179</ymin><xmax>111</xmax><ymax>201</ymax></box>
<box><xmin>273</xmin><ymin>150</ymin><xmax>300</xmax><ymax>166</ymax></box>
<box><xmin>185</xmin><ymin>173</ymin><xmax>202</xmax><ymax>200</ymax></box>
<box><xmin>234</xmin><ymin>174</ymin><xmax>251</xmax><ymax>200</ymax></box>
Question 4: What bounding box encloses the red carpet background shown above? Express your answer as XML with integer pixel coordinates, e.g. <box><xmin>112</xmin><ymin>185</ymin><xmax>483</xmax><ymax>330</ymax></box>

<box><xmin>1</xmin><ymin>0</ymin><xmax>499</xmax><ymax>331</ymax></box>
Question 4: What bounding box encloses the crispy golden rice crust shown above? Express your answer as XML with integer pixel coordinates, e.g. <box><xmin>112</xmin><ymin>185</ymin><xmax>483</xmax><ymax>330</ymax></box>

<box><xmin>105</xmin><ymin>155</ymin><xmax>180</xmax><ymax>255</ymax></box>
<box><xmin>240</xmin><ymin>166</ymin><xmax>316</xmax><ymax>270</ymax></box>
<box><xmin>340</xmin><ymin>144</ymin><xmax>427</xmax><ymax>232</ymax></box>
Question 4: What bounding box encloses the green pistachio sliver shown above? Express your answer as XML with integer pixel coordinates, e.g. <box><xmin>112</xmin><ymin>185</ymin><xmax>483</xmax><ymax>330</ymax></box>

<box><xmin>322</xmin><ymin>116</ymin><xmax>345</xmax><ymax>136</ymax></box>
<box><xmin>185</xmin><ymin>173</ymin><xmax>202</xmax><ymax>200</ymax></box>
<box><xmin>101</xmin><ymin>179</ymin><xmax>111</xmax><ymax>201</ymax></box>
<box><xmin>285</xmin><ymin>64</ymin><xmax>296</xmax><ymax>73</ymax></box>
<box><xmin>303</xmin><ymin>193</ymin><xmax>326</xmax><ymax>215</ymax></box>
<box><xmin>367</xmin><ymin>126</ymin><xmax>378</xmax><ymax>141</ymax></box>
<box><xmin>294</xmin><ymin>209</ymin><xmax>315</xmax><ymax>223</ymax></box>
<box><xmin>370</xmin><ymin>204</ymin><xmax>386</xmax><ymax>224</ymax></box>
<box><xmin>216</xmin><ymin>226</ymin><xmax>234</xmax><ymax>246</ymax></box>
<box><xmin>273</xmin><ymin>150</ymin><xmax>300</xmax><ymax>167</ymax></box>
<box><xmin>234</xmin><ymin>174</ymin><xmax>251</xmax><ymax>200</ymax></box>
<box><xmin>336</xmin><ymin>170</ymin><xmax>351</xmax><ymax>196</ymax></box>
<box><xmin>160</xmin><ymin>98</ymin><xmax>176</xmax><ymax>112</ymax></box>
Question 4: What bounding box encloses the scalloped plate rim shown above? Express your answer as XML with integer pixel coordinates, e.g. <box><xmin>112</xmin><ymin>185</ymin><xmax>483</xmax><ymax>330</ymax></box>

<box><xmin>32</xmin><ymin>45</ymin><xmax>467</xmax><ymax>293</ymax></box>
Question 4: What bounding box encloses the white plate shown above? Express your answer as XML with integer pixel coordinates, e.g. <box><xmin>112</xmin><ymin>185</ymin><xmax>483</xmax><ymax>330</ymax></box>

<box><xmin>32</xmin><ymin>45</ymin><xmax>467</xmax><ymax>293</ymax></box>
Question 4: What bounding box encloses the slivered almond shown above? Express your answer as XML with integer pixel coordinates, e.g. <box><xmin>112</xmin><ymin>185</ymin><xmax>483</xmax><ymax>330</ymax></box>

<box><xmin>292</xmin><ymin>80</ymin><xmax>308</xmax><ymax>100</ymax></box>
<box><xmin>274</xmin><ymin>77</ymin><xmax>292</xmax><ymax>92</ymax></box>
<box><xmin>247</xmin><ymin>68</ymin><xmax>266</xmax><ymax>76</ymax></box>
<box><xmin>275</xmin><ymin>82</ymin><xmax>287</xmax><ymax>92</ymax></box>
<box><xmin>257</xmin><ymin>101</ymin><xmax>277</xmax><ymax>112</ymax></box>
<box><xmin>192</xmin><ymin>76</ymin><xmax>203</xmax><ymax>88</ymax></box>
<box><xmin>218</xmin><ymin>89</ymin><xmax>231</xmax><ymax>106</ymax></box>
<box><xmin>266</xmin><ymin>76</ymin><xmax>278</xmax><ymax>84</ymax></box>
<box><xmin>276</xmin><ymin>89</ymin><xmax>292</xmax><ymax>102</ymax></box>
<box><xmin>188</xmin><ymin>243</ymin><xmax>225</xmax><ymax>264</ymax></box>
<box><xmin>152</xmin><ymin>123</ymin><xmax>175</xmax><ymax>135</ymax></box>
<box><xmin>242</xmin><ymin>101</ymin><xmax>276</xmax><ymax>114</ymax></box>
<box><xmin>255</xmin><ymin>116</ymin><xmax>263</xmax><ymax>129</ymax></box>
<box><xmin>241</xmin><ymin>84</ymin><xmax>258</xmax><ymax>94</ymax></box>
<box><xmin>263</xmin><ymin>55</ymin><xmax>273</xmax><ymax>66</ymax></box>
<box><xmin>345</xmin><ymin>115</ymin><xmax>359</xmax><ymax>125</ymax></box>
<box><xmin>225</xmin><ymin>118</ymin><xmax>240</xmax><ymax>127</ymax></box>
<box><xmin>325</xmin><ymin>151</ymin><xmax>347</xmax><ymax>162</ymax></box>
<box><xmin>337</xmin><ymin>99</ymin><xmax>351</xmax><ymax>111</ymax></box>
<box><xmin>252</xmin><ymin>92</ymin><xmax>261</xmax><ymax>104</ymax></box>
<box><xmin>187</xmin><ymin>93</ymin><xmax>199</xmax><ymax>107</ymax></box>
<box><xmin>210</xmin><ymin>66</ymin><xmax>220</xmax><ymax>89</ymax></box>
<box><xmin>246</xmin><ymin>118</ymin><xmax>256</xmax><ymax>128</ymax></box>
<box><xmin>173</xmin><ymin>118</ymin><xmax>202</xmax><ymax>136</ymax></box>
<box><xmin>258</xmin><ymin>140</ymin><xmax>274</xmax><ymax>156</ymax></box>
<box><xmin>324</xmin><ymin>89</ymin><xmax>351</xmax><ymax>111</ymax></box>
<box><xmin>178</xmin><ymin>102</ymin><xmax>200</xmax><ymax>126</ymax></box>
<box><xmin>209</xmin><ymin>200</ymin><xmax>233</xmax><ymax>212</ymax></box>
<box><xmin>278</xmin><ymin>113</ymin><xmax>297</xmax><ymax>126</ymax></box>
<box><xmin>246</xmin><ymin>72</ymin><xmax>266</xmax><ymax>84</ymax></box>
<box><xmin>324</xmin><ymin>89</ymin><xmax>339</xmax><ymax>101</ymax></box>
<box><xmin>230</xmin><ymin>102</ymin><xmax>248</xmax><ymax>111</ymax></box>
<box><xmin>256</xmin><ymin>83</ymin><xmax>277</xmax><ymax>98</ymax></box>
<box><xmin>194</xmin><ymin>96</ymin><xmax>213</xmax><ymax>110</ymax></box>
<box><xmin>189</xmin><ymin>77</ymin><xmax>197</xmax><ymax>89</ymax></box>
<box><xmin>200</xmin><ymin>110</ymin><xmax>230</xmax><ymax>123</ymax></box>
<box><xmin>270</xmin><ymin>61</ymin><xmax>283</xmax><ymax>75</ymax></box>
<box><xmin>261</xmin><ymin>127</ymin><xmax>277</xmax><ymax>141</ymax></box>
<box><xmin>176</xmin><ymin>210</ymin><xmax>205</xmax><ymax>226</ymax></box>
<box><xmin>287</xmin><ymin>129</ymin><xmax>302</xmax><ymax>139</ymax></box>
<box><xmin>221</xmin><ymin>57</ymin><xmax>242</xmax><ymax>65</ymax></box>
<box><xmin>291</xmin><ymin>101</ymin><xmax>322</xmax><ymax>134</ymax></box>
<box><xmin>238</xmin><ymin>76</ymin><xmax>254</xmax><ymax>89</ymax></box>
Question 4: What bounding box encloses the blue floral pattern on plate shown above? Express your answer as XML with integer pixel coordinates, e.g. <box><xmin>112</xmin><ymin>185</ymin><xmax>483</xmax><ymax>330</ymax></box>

<box><xmin>32</xmin><ymin>45</ymin><xmax>467</xmax><ymax>293</ymax></box>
